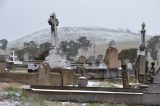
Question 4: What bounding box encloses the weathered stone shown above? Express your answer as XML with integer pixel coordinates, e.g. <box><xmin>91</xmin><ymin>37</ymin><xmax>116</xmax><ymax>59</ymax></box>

<box><xmin>78</xmin><ymin>76</ymin><xmax>88</xmax><ymax>87</ymax></box>
<box><xmin>37</xmin><ymin>62</ymin><xmax>51</xmax><ymax>85</ymax></box>
<box><xmin>96</xmin><ymin>54</ymin><xmax>103</xmax><ymax>64</ymax></box>
<box><xmin>61</xmin><ymin>69</ymin><xmax>74</xmax><ymax>86</ymax></box>
<box><xmin>135</xmin><ymin>55</ymin><xmax>146</xmax><ymax>83</ymax></box>
<box><xmin>121</xmin><ymin>64</ymin><xmax>129</xmax><ymax>88</ymax></box>
<box><xmin>87</xmin><ymin>56</ymin><xmax>95</xmax><ymax>64</ymax></box>
<box><xmin>78</xmin><ymin>55</ymin><xmax>86</xmax><ymax>64</ymax></box>
<box><xmin>104</xmin><ymin>47</ymin><xmax>118</xmax><ymax>69</ymax></box>
<box><xmin>45</xmin><ymin>13</ymin><xmax>66</xmax><ymax>68</ymax></box>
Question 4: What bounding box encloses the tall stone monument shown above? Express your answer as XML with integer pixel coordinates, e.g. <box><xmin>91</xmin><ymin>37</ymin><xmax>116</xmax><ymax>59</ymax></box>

<box><xmin>135</xmin><ymin>23</ymin><xmax>147</xmax><ymax>83</ymax></box>
<box><xmin>137</xmin><ymin>22</ymin><xmax>147</xmax><ymax>56</ymax></box>
<box><xmin>104</xmin><ymin>40</ymin><xmax>118</xmax><ymax>69</ymax></box>
<box><xmin>45</xmin><ymin>13</ymin><xmax>65</xmax><ymax>62</ymax></box>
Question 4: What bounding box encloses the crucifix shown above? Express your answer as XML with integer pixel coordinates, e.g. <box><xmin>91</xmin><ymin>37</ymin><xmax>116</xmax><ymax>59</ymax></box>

<box><xmin>48</xmin><ymin>13</ymin><xmax>59</xmax><ymax>48</ymax></box>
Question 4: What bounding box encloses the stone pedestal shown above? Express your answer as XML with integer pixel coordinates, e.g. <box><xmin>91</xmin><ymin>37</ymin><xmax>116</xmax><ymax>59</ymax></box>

<box><xmin>37</xmin><ymin>63</ymin><xmax>51</xmax><ymax>85</ymax></box>
<box><xmin>45</xmin><ymin>48</ymin><xmax>64</xmax><ymax>61</ymax></box>
<box><xmin>135</xmin><ymin>55</ymin><xmax>146</xmax><ymax>83</ymax></box>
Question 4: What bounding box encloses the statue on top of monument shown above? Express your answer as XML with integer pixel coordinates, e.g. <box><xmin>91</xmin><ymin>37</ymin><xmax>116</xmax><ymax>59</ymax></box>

<box><xmin>138</xmin><ymin>22</ymin><xmax>148</xmax><ymax>58</ymax></box>
<box><xmin>139</xmin><ymin>22</ymin><xmax>146</xmax><ymax>51</ymax></box>
<box><xmin>48</xmin><ymin>12</ymin><xmax>59</xmax><ymax>48</ymax></box>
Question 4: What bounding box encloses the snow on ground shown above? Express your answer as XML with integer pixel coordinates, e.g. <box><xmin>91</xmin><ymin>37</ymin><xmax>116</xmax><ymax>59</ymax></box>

<box><xmin>0</xmin><ymin>80</ymin><xmax>124</xmax><ymax>106</ymax></box>
<box><xmin>87</xmin><ymin>80</ymin><xmax>123</xmax><ymax>88</ymax></box>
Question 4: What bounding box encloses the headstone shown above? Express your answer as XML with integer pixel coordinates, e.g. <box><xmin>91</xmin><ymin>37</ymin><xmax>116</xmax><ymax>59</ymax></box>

<box><xmin>79</xmin><ymin>55</ymin><xmax>86</xmax><ymax>64</ymax></box>
<box><xmin>147</xmin><ymin>62</ymin><xmax>155</xmax><ymax>83</ymax></box>
<box><xmin>96</xmin><ymin>54</ymin><xmax>103</xmax><ymax>64</ymax></box>
<box><xmin>121</xmin><ymin>64</ymin><xmax>129</xmax><ymax>88</ymax></box>
<box><xmin>23</xmin><ymin>52</ymin><xmax>29</xmax><ymax>61</ymax></box>
<box><xmin>87</xmin><ymin>56</ymin><xmax>95</xmax><ymax>65</ymax></box>
<box><xmin>104</xmin><ymin>40</ymin><xmax>118</xmax><ymax>69</ymax></box>
<box><xmin>37</xmin><ymin>62</ymin><xmax>51</xmax><ymax>85</ymax></box>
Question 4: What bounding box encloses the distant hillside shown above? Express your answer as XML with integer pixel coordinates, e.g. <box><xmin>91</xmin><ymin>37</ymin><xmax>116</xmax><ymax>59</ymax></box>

<box><xmin>8</xmin><ymin>27</ymin><xmax>152</xmax><ymax>48</ymax></box>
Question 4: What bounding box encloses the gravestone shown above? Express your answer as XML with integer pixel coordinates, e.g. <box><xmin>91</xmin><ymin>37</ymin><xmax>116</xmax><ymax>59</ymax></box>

<box><xmin>79</xmin><ymin>55</ymin><xmax>86</xmax><ymax>64</ymax></box>
<box><xmin>45</xmin><ymin>13</ymin><xmax>65</xmax><ymax>68</ymax></box>
<box><xmin>104</xmin><ymin>40</ymin><xmax>118</xmax><ymax>69</ymax></box>
<box><xmin>96</xmin><ymin>54</ymin><xmax>103</xmax><ymax>64</ymax></box>
<box><xmin>23</xmin><ymin>52</ymin><xmax>29</xmax><ymax>61</ymax></box>
<box><xmin>37</xmin><ymin>62</ymin><xmax>51</xmax><ymax>85</ymax></box>
<box><xmin>135</xmin><ymin>23</ymin><xmax>147</xmax><ymax>84</ymax></box>
<box><xmin>135</xmin><ymin>55</ymin><xmax>146</xmax><ymax>83</ymax></box>
<box><xmin>87</xmin><ymin>56</ymin><xmax>95</xmax><ymax>65</ymax></box>
<box><xmin>121</xmin><ymin>64</ymin><xmax>129</xmax><ymax>88</ymax></box>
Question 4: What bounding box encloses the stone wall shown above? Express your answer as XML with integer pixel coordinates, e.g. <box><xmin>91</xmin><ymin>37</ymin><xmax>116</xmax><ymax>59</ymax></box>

<box><xmin>0</xmin><ymin>72</ymin><xmax>38</xmax><ymax>85</ymax></box>
<box><xmin>0</xmin><ymin>72</ymin><xmax>62</xmax><ymax>86</ymax></box>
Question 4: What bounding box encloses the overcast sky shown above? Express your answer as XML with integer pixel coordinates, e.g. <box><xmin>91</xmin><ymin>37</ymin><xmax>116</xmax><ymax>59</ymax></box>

<box><xmin>0</xmin><ymin>0</ymin><xmax>160</xmax><ymax>41</ymax></box>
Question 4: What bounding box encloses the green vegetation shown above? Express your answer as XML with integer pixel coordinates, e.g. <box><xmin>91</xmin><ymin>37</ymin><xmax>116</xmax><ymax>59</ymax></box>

<box><xmin>22</xmin><ymin>94</ymin><xmax>45</xmax><ymax>105</ymax></box>
<box><xmin>118</xmin><ymin>48</ymin><xmax>137</xmax><ymax>63</ymax></box>
<box><xmin>147</xmin><ymin>36</ymin><xmax>160</xmax><ymax>60</ymax></box>
<box><xmin>4</xmin><ymin>86</ymin><xmax>21</xmax><ymax>92</ymax></box>
<box><xmin>3</xmin><ymin>86</ymin><xmax>45</xmax><ymax>105</ymax></box>
<box><xmin>60</xmin><ymin>36</ymin><xmax>92</xmax><ymax>61</ymax></box>
<box><xmin>3</xmin><ymin>86</ymin><xmax>21</xmax><ymax>101</ymax></box>
<box><xmin>14</xmin><ymin>36</ymin><xmax>91</xmax><ymax>61</ymax></box>
<box><xmin>17</xmin><ymin>41</ymin><xmax>39</xmax><ymax>61</ymax></box>
<box><xmin>2</xmin><ymin>86</ymin><xmax>127</xmax><ymax>106</ymax></box>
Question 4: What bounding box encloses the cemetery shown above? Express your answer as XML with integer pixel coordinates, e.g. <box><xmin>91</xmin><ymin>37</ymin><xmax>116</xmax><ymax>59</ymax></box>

<box><xmin>1</xmin><ymin>13</ymin><xmax>160</xmax><ymax>106</ymax></box>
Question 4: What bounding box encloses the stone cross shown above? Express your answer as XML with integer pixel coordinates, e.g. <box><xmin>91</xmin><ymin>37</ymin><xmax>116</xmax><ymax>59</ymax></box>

<box><xmin>48</xmin><ymin>13</ymin><xmax>59</xmax><ymax>48</ymax></box>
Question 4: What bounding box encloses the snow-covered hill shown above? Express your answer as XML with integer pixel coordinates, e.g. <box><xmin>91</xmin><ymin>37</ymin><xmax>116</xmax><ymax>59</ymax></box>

<box><xmin>8</xmin><ymin>27</ymin><xmax>152</xmax><ymax>48</ymax></box>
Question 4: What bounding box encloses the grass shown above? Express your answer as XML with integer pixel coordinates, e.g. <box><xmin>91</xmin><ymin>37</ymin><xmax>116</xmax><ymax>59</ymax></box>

<box><xmin>2</xmin><ymin>86</ymin><xmax>45</xmax><ymax>105</ymax></box>
<box><xmin>4</xmin><ymin>86</ymin><xmax>21</xmax><ymax>92</ymax></box>
<box><xmin>1</xmin><ymin>81</ymin><xmax>129</xmax><ymax>106</ymax></box>
<box><xmin>3</xmin><ymin>86</ymin><xmax>22</xmax><ymax>101</ymax></box>
<box><xmin>21</xmin><ymin>94</ymin><xmax>45</xmax><ymax>106</ymax></box>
